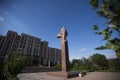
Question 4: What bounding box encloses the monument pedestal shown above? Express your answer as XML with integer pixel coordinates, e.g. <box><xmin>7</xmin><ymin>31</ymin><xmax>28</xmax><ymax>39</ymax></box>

<box><xmin>47</xmin><ymin>71</ymin><xmax>79</xmax><ymax>78</ymax></box>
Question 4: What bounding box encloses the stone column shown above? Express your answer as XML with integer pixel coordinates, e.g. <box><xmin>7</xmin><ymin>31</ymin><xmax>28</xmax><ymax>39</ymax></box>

<box><xmin>57</xmin><ymin>27</ymin><xmax>69</xmax><ymax>72</ymax></box>
<box><xmin>61</xmin><ymin>39</ymin><xmax>69</xmax><ymax>72</ymax></box>
<box><xmin>47</xmin><ymin>27</ymin><xmax>78</xmax><ymax>78</ymax></box>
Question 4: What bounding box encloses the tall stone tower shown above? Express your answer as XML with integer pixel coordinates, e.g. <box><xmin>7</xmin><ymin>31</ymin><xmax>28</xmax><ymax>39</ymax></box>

<box><xmin>57</xmin><ymin>26</ymin><xmax>69</xmax><ymax>72</ymax></box>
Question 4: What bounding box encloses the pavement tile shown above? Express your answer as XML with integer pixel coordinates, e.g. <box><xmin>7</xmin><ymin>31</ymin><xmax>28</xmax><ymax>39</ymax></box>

<box><xmin>17</xmin><ymin>72</ymin><xmax>120</xmax><ymax>80</ymax></box>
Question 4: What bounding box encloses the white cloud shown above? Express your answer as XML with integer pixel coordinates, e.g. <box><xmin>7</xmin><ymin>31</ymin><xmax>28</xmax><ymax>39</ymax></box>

<box><xmin>0</xmin><ymin>16</ymin><xmax>4</xmax><ymax>22</ymax></box>
<box><xmin>69</xmin><ymin>55</ymin><xmax>80</xmax><ymax>61</ymax></box>
<box><xmin>79</xmin><ymin>48</ymin><xmax>87</xmax><ymax>52</ymax></box>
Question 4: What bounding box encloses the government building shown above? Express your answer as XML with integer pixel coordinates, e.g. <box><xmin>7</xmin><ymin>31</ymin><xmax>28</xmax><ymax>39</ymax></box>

<box><xmin>0</xmin><ymin>30</ymin><xmax>61</xmax><ymax>66</ymax></box>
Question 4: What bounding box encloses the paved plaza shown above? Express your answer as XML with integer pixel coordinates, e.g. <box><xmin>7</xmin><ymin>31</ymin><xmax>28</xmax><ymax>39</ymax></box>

<box><xmin>17</xmin><ymin>72</ymin><xmax>120</xmax><ymax>80</ymax></box>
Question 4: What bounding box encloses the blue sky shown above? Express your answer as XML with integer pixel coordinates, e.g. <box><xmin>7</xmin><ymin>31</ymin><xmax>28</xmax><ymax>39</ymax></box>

<box><xmin>0</xmin><ymin>0</ymin><xmax>117</xmax><ymax>60</ymax></box>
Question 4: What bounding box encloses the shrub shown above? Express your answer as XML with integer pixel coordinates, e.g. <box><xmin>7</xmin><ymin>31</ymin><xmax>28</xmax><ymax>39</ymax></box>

<box><xmin>0</xmin><ymin>52</ymin><xmax>27</xmax><ymax>80</ymax></box>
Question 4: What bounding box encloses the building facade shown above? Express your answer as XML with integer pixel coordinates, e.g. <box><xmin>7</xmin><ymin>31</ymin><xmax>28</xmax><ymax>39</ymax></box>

<box><xmin>0</xmin><ymin>30</ymin><xmax>20</xmax><ymax>56</ymax></box>
<box><xmin>0</xmin><ymin>35</ymin><xmax>5</xmax><ymax>54</ymax></box>
<box><xmin>40</xmin><ymin>41</ymin><xmax>49</xmax><ymax>65</ymax></box>
<box><xmin>47</xmin><ymin>47</ymin><xmax>61</xmax><ymax>65</ymax></box>
<box><xmin>0</xmin><ymin>35</ymin><xmax>5</xmax><ymax>60</ymax></box>
<box><xmin>0</xmin><ymin>30</ymin><xmax>61</xmax><ymax>65</ymax></box>
<box><xmin>17</xmin><ymin>33</ymin><xmax>41</xmax><ymax>56</ymax></box>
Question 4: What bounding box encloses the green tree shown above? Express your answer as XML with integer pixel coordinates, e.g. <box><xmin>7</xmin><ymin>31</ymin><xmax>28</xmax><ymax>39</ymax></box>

<box><xmin>82</xmin><ymin>57</ymin><xmax>94</xmax><ymax>70</ymax></box>
<box><xmin>108</xmin><ymin>58</ymin><xmax>120</xmax><ymax>72</ymax></box>
<box><xmin>91</xmin><ymin>53</ymin><xmax>109</xmax><ymax>70</ymax></box>
<box><xmin>72</xmin><ymin>59</ymin><xmax>79</xmax><ymax>66</ymax></box>
<box><xmin>90</xmin><ymin>0</ymin><xmax>120</xmax><ymax>57</ymax></box>
<box><xmin>71</xmin><ymin>58</ymin><xmax>93</xmax><ymax>71</ymax></box>
<box><xmin>71</xmin><ymin>59</ymin><xmax>81</xmax><ymax>71</ymax></box>
<box><xmin>0</xmin><ymin>52</ymin><xmax>27</xmax><ymax>80</ymax></box>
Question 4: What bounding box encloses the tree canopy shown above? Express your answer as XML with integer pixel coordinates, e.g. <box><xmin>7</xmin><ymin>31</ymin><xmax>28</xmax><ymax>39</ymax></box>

<box><xmin>90</xmin><ymin>0</ymin><xmax>120</xmax><ymax>57</ymax></box>
<box><xmin>91</xmin><ymin>53</ymin><xmax>109</xmax><ymax>69</ymax></box>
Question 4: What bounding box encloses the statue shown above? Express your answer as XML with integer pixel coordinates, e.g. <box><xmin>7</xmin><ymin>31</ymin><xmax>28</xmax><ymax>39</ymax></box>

<box><xmin>57</xmin><ymin>26</ymin><xmax>69</xmax><ymax>72</ymax></box>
